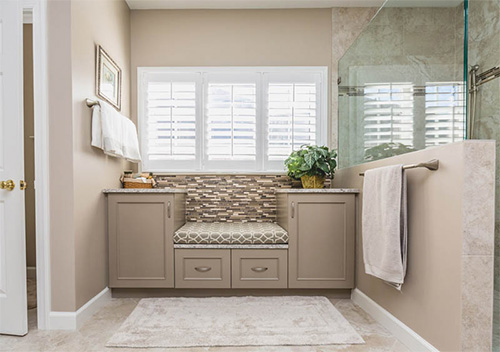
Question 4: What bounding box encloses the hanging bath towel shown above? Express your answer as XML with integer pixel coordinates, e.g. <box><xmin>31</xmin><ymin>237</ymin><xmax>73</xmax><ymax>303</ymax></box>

<box><xmin>362</xmin><ymin>164</ymin><xmax>407</xmax><ymax>290</ymax></box>
<box><xmin>91</xmin><ymin>100</ymin><xmax>141</xmax><ymax>163</ymax></box>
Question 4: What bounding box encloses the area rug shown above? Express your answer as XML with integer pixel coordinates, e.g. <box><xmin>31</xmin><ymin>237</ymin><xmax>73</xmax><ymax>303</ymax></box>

<box><xmin>106</xmin><ymin>296</ymin><xmax>364</xmax><ymax>348</ymax></box>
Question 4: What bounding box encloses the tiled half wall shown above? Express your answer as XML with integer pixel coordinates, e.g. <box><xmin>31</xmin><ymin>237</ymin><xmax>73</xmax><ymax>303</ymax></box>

<box><xmin>157</xmin><ymin>175</ymin><xmax>309</xmax><ymax>222</ymax></box>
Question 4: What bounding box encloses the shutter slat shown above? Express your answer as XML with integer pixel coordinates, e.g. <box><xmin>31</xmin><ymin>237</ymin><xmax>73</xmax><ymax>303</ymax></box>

<box><xmin>146</xmin><ymin>81</ymin><xmax>197</xmax><ymax>161</ymax></box>
<box><xmin>206</xmin><ymin>82</ymin><xmax>257</xmax><ymax>161</ymax></box>
<box><xmin>267</xmin><ymin>82</ymin><xmax>318</xmax><ymax>160</ymax></box>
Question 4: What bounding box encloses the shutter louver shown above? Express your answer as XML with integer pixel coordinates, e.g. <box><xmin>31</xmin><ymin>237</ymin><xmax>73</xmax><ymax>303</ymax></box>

<box><xmin>206</xmin><ymin>83</ymin><xmax>257</xmax><ymax>161</ymax></box>
<box><xmin>425</xmin><ymin>82</ymin><xmax>465</xmax><ymax>147</ymax></box>
<box><xmin>267</xmin><ymin>83</ymin><xmax>317</xmax><ymax>160</ymax></box>
<box><xmin>363</xmin><ymin>83</ymin><xmax>414</xmax><ymax>150</ymax></box>
<box><xmin>146</xmin><ymin>81</ymin><xmax>197</xmax><ymax>161</ymax></box>
<box><xmin>138</xmin><ymin>67</ymin><xmax>327</xmax><ymax>172</ymax></box>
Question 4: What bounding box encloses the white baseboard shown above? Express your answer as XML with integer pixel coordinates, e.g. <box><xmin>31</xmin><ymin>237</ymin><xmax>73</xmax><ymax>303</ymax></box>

<box><xmin>351</xmin><ymin>288</ymin><xmax>439</xmax><ymax>352</ymax></box>
<box><xmin>48</xmin><ymin>287</ymin><xmax>111</xmax><ymax>330</ymax></box>
<box><xmin>26</xmin><ymin>266</ymin><xmax>36</xmax><ymax>279</ymax></box>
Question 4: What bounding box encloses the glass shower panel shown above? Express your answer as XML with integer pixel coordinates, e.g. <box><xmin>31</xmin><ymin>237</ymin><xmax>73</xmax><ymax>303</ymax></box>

<box><xmin>338</xmin><ymin>1</ymin><xmax>467</xmax><ymax>168</ymax></box>
<box><xmin>468</xmin><ymin>0</ymin><xmax>500</xmax><ymax>349</ymax></box>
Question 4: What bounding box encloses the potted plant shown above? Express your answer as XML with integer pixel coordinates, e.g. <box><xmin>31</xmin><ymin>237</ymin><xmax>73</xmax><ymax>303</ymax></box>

<box><xmin>284</xmin><ymin>145</ymin><xmax>337</xmax><ymax>189</ymax></box>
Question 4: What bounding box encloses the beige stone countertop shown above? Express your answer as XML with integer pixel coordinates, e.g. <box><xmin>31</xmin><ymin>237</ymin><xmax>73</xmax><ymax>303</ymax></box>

<box><xmin>275</xmin><ymin>188</ymin><xmax>360</xmax><ymax>194</ymax></box>
<box><xmin>103</xmin><ymin>188</ymin><xmax>187</xmax><ymax>194</ymax></box>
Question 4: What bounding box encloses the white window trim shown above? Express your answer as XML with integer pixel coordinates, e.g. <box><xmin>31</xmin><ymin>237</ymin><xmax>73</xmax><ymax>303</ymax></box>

<box><xmin>138</xmin><ymin>66</ymin><xmax>328</xmax><ymax>174</ymax></box>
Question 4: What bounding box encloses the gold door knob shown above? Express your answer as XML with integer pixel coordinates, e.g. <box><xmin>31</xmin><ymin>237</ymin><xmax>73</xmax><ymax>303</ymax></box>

<box><xmin>0</xmin><ymin>180</ymin><xmax>15</xmax><ymax>191</ymax></box>
<box><xmin>20</xmin><ymin>180</ymin><xmax>27</xmax><ymax>191</ymax></box>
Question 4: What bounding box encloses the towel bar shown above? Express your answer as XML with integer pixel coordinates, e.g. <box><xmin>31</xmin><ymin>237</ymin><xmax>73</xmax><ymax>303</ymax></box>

<box><xmin>86</xmin><ymin>98</ymin><xmax>100</xmax><ymax>107</ymax></box>
<box><xmin>359</xmin><ymin>159</ymin><xmax>439</xmax><ymax>176</ymax></box>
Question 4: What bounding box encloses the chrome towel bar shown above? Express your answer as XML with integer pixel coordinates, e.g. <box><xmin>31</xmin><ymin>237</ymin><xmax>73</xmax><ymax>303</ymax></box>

<box><xmin>359</xmin><ymin>159</ymin><xmax>439</xmax><ymax>176</ymax></box>
<box><xmin>85</xmin><ymin>98</ymin><xmax>100</xmax><ymax>107</ymax></box>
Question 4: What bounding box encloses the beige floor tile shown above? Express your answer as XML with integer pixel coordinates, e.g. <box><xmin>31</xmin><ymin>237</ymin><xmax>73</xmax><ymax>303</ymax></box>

<box><xmin>0</xmin><ymin>297</ymin><xmax>409</xmax><ymax>352</ymax></box>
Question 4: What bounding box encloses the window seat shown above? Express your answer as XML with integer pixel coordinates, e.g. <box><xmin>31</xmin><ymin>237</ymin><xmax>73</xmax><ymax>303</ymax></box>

<box><xmin>173</xmin><ymin>222</ymin><xmax>288</xmax><ymax>245</ymax></box>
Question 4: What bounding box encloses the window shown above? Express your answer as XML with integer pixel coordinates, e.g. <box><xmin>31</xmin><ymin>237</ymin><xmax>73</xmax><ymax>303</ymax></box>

<box><xmin>138</xmin><ymin>67</ymin><xmax>327</xmax><ymax>172</ymax></box>
<box><xmin>424</xmin><ymin>82</ymin><xmax>465</xmax><ymax>147</ymax></box>
<box><xmin>363</xmin><ymin>83</ymin><xmax>415</xmax><ymax>151</ymax></box>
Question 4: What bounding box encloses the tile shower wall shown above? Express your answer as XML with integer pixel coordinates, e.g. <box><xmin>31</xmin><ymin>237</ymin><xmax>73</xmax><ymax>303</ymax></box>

<box><xmin>157</xmin><ymin>175</ymin><xmax>298</xmax><ymax>222</ymax></box>
<box><xmin>468</xmin><ymin>0</ymin><xmax>500</xmax><ymax>349</ymax></box>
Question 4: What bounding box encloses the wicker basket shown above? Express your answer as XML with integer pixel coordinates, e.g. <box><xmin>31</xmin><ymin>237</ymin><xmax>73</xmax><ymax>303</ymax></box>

<box><xmin>122</xmin><ymin>178</ymin><xmax>154</xmax><ymax>189</ymax></box>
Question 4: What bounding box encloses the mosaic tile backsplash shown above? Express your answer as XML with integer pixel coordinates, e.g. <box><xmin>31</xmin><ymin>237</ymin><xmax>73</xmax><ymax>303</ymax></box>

<box><xmin>157</xmin><ymin>175</ymin><xmax>298</xmax><ymax>222</ymax></box>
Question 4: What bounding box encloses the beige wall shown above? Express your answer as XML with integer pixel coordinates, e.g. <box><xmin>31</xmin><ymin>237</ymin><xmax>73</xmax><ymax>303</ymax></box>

<box><xmin>130</xmin><ymin>9</ymin><xmax>333</xmax><ymax>144</ymax></box>
<box><xmin>47</xmin><ymin>0</ymin><xmax>77</xmax><ymax>311</ymax></box>
<box><xmin>334</xmin><ymin>141</ymin><xmax>495</xmax><ymax>351</ymax></box>
<box><xmin>71</xmin><ymin>0</ymin><xmax>131</xmax><ymax>310</ymax></box>
<box><xmin>47</xmin><ymin>0</ymin><xmax>131</xmax><ymax>311</ymax></box>
<box><xmin>23</xmin><ymin>24</ymin><xmax>36</xmax><ymax>269</ymax></box>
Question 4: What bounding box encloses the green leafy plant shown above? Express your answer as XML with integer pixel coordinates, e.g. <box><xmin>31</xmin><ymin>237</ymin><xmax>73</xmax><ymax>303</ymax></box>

<box><xmin>364</xmin><ymin>143</ymin><xmax>415</xmax><ymax>162</ymax></box>
<box><xmin>284</xmin><ymin>145</ymin><xmax>337</xmax><ymax>180</ymax></box>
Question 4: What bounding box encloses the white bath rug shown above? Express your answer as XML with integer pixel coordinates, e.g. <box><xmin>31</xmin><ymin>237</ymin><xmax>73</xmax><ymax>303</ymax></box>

<box><xmin>106</xmin><ymin>296</ymin><xmax>364</xmax><ymax>348</ymax></box>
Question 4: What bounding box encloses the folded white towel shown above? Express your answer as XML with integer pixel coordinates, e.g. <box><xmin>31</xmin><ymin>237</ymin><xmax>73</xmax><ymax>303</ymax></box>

<box><xmin>91</xmin><ymin>100</ymin><xmax>141</xmax><ymax>163</ymax></box>
<box><xmin>362</xmin><ymin>164</ymin><xmax>407</xmax><ymax>290</ymax></box>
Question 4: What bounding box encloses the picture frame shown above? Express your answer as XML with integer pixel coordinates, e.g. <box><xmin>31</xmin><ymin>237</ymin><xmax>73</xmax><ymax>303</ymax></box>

<box><xmin>96</xmin><ymin>45</ymin><xmax>121</xmax><ymax>111</ymax></box>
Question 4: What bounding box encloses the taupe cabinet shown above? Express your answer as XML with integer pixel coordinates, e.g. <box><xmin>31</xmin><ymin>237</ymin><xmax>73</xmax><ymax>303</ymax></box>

<box><xmin>277</xmin><ymin>192</ymin><xmax>356</xmax><ymax>289</ymax></box>
<box><xmin>107</xmin><ymin>192</ymin><xmax>186</xmax><ymax>288</ymax></box>
<box><xmin>106</xmin><ymin>189</ymin><xmax>356</xmax><ymax>290</ymax></box>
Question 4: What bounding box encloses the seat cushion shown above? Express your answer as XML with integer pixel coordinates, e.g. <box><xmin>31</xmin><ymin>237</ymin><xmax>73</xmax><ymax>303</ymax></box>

<box><xmin>174</xmin><ymin>222</ymin><xmax>289</xmax><ymax>245</ymax></box>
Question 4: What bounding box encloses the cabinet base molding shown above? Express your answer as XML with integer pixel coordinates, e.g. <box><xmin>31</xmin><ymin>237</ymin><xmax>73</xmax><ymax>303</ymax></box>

<box><xmin>111</xmin><ymin>288</ymin><xmax>352</xmax><ymax>299</ymax></box>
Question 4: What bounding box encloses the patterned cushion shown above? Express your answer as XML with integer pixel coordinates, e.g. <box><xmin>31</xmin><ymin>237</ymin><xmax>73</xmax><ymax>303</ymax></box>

<box><xmin>174</xmin><ymin>222</ymin><xmax>288</xmax><ymax>245</ymax></box>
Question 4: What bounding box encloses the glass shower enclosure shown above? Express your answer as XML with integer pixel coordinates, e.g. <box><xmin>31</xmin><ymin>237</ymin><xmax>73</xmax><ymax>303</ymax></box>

<box><xmin>338</xmin><ymin>0</ymin><xmax>466</xmax><ymax>168</ymax></box>
<box><xmin>338</xmin><ymin>0</ymin><xmax>500</xmax><ymax>348</ymax></box>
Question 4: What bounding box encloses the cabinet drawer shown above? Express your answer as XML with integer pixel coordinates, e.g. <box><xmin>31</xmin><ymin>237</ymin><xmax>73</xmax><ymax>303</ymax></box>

<box><xmin>175</xmin><ymin>249</ymin><xmax>230</xmax><ymax>288</ymax></box>
<box><xmin>231</xmin><ymin>249</ymin><xmax>288</xmax><ymax>289</ymax></box>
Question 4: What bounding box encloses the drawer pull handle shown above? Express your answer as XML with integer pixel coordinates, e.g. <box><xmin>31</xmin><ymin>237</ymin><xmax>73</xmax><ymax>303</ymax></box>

<box><xmin>167</xmin><ymin>201</ymin><xmax>171</xmax><ymax>218</ymax></box>
<box><xmin>195</xmin><ymin>266</ymin><xmax>212</xmax><ymax>272</ymax></box>
<box><xmin>291</xmin><ymin>201</ymin><xmax>295</xmax><ymax>218</ymax></box>
<box><xmin>251</xmin><ymin>267</ymin><xmax>268</xmax><ymax>273</ymax></box>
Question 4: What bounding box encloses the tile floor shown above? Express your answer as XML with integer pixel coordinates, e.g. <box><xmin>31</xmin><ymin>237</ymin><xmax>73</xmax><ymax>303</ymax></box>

<box><xmin>0</xmin><ymin>298</ymin><xmax>410</xmax><ymax>352</ymax></box>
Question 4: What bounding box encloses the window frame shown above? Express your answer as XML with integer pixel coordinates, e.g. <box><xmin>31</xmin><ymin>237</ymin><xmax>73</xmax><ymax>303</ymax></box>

<box><xmin>138</xmin><ymin>66</ymin><xmax>328</xmax><ymax>174</ymax></box>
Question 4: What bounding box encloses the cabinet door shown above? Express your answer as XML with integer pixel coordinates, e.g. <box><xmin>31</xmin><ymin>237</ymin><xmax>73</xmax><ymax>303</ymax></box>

<box><xmin>288</xmin><ymin>194</ymin><xmax>355</xmax><ymax>289</ymax></box>
<box><xmin>108</xmin><ymin>194</ymin><xmax>174</xmax><ymax>288</ymax></box>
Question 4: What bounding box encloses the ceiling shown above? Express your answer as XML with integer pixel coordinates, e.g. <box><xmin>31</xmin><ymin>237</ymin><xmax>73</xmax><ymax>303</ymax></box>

<box><xmin>125</xmin><ymin>0</ymin><xmax>387</xmax><ymax>10</ymax></box>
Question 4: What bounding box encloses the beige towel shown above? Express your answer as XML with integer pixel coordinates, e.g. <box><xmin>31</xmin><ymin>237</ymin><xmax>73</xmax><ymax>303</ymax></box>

<box><xmin>362</xmin><ymin>164</ymin><xmax>407</xmax><ymax>290</ymax></box>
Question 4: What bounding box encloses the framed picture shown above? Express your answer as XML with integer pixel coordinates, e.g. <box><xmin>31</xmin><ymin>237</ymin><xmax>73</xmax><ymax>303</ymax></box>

<box><xmin>96</xmin><ymin>45</ymin><xmax>121</xmax><ymax>111</ymax></box>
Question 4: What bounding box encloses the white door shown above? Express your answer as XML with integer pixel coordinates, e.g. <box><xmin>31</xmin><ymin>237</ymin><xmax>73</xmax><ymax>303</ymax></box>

<box><xmin>0</xmin><ymin>0</ymin><xmax>28</xmax><ymax>336</ymax></box>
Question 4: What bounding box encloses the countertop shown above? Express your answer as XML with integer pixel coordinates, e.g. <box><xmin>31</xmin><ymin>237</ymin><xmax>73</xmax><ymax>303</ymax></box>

<box><xmin>102</xmin><ymin>188</ymin><xmax>187</xmax><ymax>194</ymax></box>
<box><xmin>275</xmin><ymin>188</ymin><xmax>359</xmax><ymax>194</ymax></box>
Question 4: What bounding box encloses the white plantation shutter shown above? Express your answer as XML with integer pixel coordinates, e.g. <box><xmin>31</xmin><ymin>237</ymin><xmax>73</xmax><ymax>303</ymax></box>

<box><xmin>264</xmin><ymin>72</ymin><xmax>323</xmax><ymax>170</ymax></box>
<box><xmin>204</xmin><ymin>72</ymin><xmax>258</xmax><ymax>170</ymax></box>
<box><xmin>363</xmin><ymin>83</ymin><xmax>414</xmax><ymax>150</ymax></box>
<box><xmin>425</xmin><ymin>82</ymin><xmax>465</xmax><ymax>147</ymax></box>
<box><xmin>138</xmin><ymin>67</ymin><xmax>327</xmax><ymax>172</ymax></box>
<box><xmin>139</xmin><ymin>72</ymin><xmax>201</xmax><ymax>171</ymax></box>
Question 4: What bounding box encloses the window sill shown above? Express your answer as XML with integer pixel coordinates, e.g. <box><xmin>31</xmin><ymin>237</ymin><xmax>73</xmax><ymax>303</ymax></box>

<box><xmin>148</xmin><ymin>171</ymin><xmax>288</xmax><ymax>176</ymax></box>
